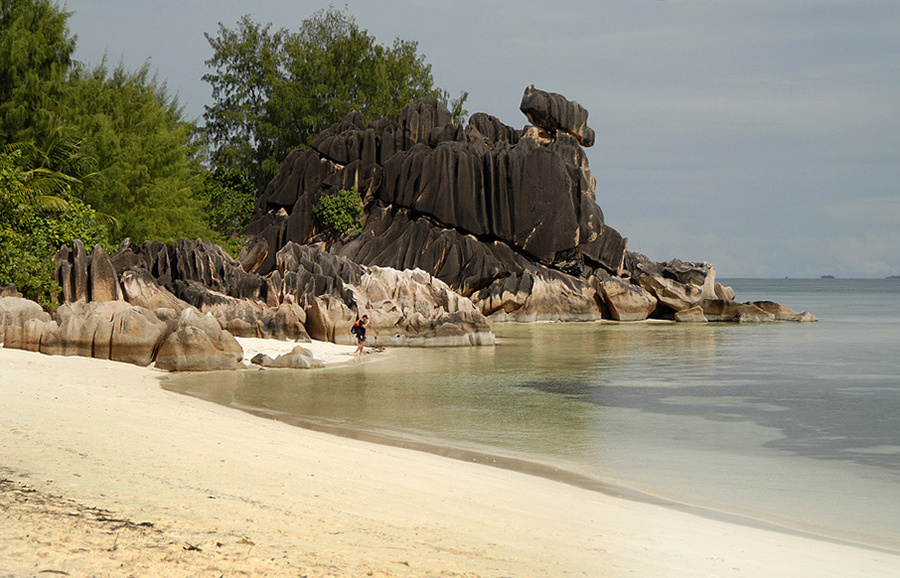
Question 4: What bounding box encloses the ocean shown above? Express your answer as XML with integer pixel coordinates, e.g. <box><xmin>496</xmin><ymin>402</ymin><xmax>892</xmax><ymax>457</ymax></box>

<box><xmin>165</xmin><ymin>278</ymin><xmax>900</xmax><ymax>553</ymax></box>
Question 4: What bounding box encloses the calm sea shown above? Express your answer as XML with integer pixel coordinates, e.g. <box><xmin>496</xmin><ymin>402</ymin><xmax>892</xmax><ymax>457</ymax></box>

<box><xmin>165</xmin><ymin>278</ymin><xmax>900</xmax><ymax>552</ymax></box>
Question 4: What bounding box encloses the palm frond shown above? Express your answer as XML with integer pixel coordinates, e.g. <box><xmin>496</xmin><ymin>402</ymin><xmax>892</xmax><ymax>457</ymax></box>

<box><xmin>30</xmin><ymin>194</ymin><xmax>71</xmax><ymax>212</ymax></box>
<box><xmin>93</xmin><ymin>211</ymin><xmax>122</xmax><ymax>231</ymax></box>
<box><xmin>22</xmin><ymin>166</ymin><xmax>82</xmax><ymax>196</ymax></box>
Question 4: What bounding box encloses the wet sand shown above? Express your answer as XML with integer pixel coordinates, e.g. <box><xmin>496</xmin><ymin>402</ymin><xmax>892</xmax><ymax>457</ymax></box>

<box><xmin>2</xmin><ymin>346</ymin><xmax>898</xmax><ymax>577</ymax></box>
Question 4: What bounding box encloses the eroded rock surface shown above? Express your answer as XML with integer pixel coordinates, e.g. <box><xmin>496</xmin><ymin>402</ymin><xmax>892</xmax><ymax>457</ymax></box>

<box><xmin>240</xmin><ymin>86</ymin><xmax>627</xmax><ymax>322</ymax></box>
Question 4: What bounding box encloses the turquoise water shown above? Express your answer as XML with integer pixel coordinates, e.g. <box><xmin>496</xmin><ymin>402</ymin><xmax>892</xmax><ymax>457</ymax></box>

<box><xmin>165</xmin><ymin>278</ymin><xmax>900</xmax><ymax>552</ymax></box>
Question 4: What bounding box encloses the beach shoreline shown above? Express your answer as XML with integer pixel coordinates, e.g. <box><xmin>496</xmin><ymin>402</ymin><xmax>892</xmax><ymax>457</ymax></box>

<box><xmin>2</xmin><ymin>346</ymin><xmax>898</xmax><ymax>577</ymax></box>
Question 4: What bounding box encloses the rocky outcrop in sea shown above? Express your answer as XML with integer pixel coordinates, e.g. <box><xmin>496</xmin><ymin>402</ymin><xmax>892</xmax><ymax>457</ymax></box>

<box><xmin>0</xmin><ymin>85</ymin><xmax>816</xmax><ymax>372</ymax></box>
<box><xmin>240</xmin><ymin>85</ymin><xmax>815</xmax><ymax>325</ymax></box>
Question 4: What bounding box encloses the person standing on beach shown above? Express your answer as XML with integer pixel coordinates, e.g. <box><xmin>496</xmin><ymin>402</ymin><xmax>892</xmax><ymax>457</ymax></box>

<box><xmin>352</xmin><ymin>315</ymin><xmax>369</xmax><ymax>358</ymax></box>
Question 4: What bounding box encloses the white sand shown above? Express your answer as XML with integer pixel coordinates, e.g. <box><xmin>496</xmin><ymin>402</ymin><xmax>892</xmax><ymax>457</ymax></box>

<box><xmin>2</xmin><ymin>347</ymin><xmax>898</xmax><ymax>577</ymax></box>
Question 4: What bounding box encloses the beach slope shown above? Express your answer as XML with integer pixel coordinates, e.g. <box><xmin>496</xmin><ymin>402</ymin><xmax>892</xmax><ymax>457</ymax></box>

<box><xmin>1</xmin><ymin>347</ymin><xmax>897</xmax><ymax>577</ymax></box>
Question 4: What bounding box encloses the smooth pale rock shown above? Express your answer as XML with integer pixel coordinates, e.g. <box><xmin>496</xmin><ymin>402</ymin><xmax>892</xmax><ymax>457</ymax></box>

<box><xmin>155</xmin><ymin>326</ymin><xmax>234</xmax><ymax>371</ymax></box>
<box><xmin>475</xmin><ymin>272</ymin><xmax>599</xmax><ymax>323</ymax></box>
<box><xmin>155</xmin><ymin>308</ymin><xmax>242</xmax><ymax>371</ymax></box>
<box><xmin>178</xmin><ymin>280</ymin><xmax>311</xmax><ymax>342</ymax></box>
<box><xmin>109</xmin><ymin>306</ymin><xmax>168</xmax><ymax>366</ymax></box>
<box><xmin>795</xmin><ymin>311</ymin><xmax>818</xmax><ymax>323</ymax></box>
<box><xmin>638</xmin><ymin>273</ymin><xmax>706</xmax><ymax>312</ymax></box>
<box><xmin>120</xmin><ymin>268</ymin><xmax>190</xmax><ymax>312</ymax></box>
<box><xmin>305</xmin><ymin>295</ymin><xmax>355</xmax><ymax>345</ymax></box>
<box><xmin>701</xmin><ymin>300</ymin><xmax>776</xmax><ymax>323</ymax></box>
<box><xmin>0</xmin><ymin>297</ymin><xmax>51</xmax><ymax>348</ymax></box>
<box><xmin>252</xmin><ymin>345</ymin><xmax>324</xmax><ymax>369</ymax></box>
<box><xmin>631</xmin><ymin>256</ymin><xmax>718</xmax><ymax>312</ymax></box>
<box><xmin>352</xmin><ymin>267</ymin><xmax>495</xmax><ymax>346</ymax></box>
<box><xmin>748</xmin><ymin>301</ymin><xmax>817</xmax><ymax>322</ymax></box>
<box><xmin>599</xmin><ymin>278</ymin><xmax>657</xmax><ymax>321</ymax></box>
<box><xmin>46</xmin><ymin>301</ymin><xmax>102</xmax><ymax>358</ymax></box>
<box><xmin>38</xmin><ymin>320</ymin><xmax>62</xmax><ymax>356</ymax></box>
<box><xmin>715</xmin><ymin>282</ymin><xmax>736</xmax><ymax>301</ymax></box>
<box><xmin>19</xmin><ymin>318</ymin><xmax>47</xmax><ymax>352</ymax></box>
<box><xmin>674</xmin><ymin>305</ymin><xmax>708</xmax><ymax>323</ymax></box>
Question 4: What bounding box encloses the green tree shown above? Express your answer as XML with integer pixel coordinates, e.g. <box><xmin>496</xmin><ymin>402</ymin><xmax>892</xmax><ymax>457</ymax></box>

<box><xmin>63</xmin><ymin>61</ymin><xmax>212</xmax><ymax>242</ymax></box>
<box><xmin>203</xmin><ymin>7</ymin><xmax>466</xmax><ymax>193</ymax></box>
<box><xmin>3</xmin><ymin>0</ymin><xmax>215</xmax><ymax>245</ymax></box>
<box><xmin>198</xmin><ymin>167</ymin><xmax>256</xmax><ymax>253</ymax></box>
<box><xmin>0</xmin><ymin>0</ymin><xmax>75</xmax><ymax>143</ymax></box>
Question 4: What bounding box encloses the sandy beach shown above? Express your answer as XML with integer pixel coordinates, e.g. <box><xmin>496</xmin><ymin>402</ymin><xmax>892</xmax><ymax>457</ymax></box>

<box><xmin>2</xmin><ymin>345</ymin><xmax>898</xmax><ymax>577</ymax></box>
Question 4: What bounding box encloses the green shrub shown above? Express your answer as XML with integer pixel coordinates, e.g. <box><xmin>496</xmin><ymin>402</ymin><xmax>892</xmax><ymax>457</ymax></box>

<box><xmin>0</xmin><ymin>150</ymin><xmax>110</xmax><ymax>308</ymax></box>
<box><xmin>314</xmin><ymin>188</ymin><xmax>363</xmax><ymax>236</ymax></box>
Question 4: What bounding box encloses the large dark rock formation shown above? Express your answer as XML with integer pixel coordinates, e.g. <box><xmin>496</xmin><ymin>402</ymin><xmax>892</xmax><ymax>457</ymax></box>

<box><xmin>239</xmin><ymin>86</ymin><xmax>634</xmax><ymax>321</ymax></box>
<box><xmin>3</xmin><ymin>87</ymin><xmax>817</xmax><ymax>372</ymax></box>
<box><xmin>236</xmin><ymin>85</ymin><xmax>805</xmax><ymax>324</ymax></box>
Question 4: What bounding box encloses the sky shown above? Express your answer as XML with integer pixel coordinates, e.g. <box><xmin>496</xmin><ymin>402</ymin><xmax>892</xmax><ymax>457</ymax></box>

<box><xmin>63</xmin><ymin>0</ymin><xmax>900</xmax><ymax>278</ymax></box>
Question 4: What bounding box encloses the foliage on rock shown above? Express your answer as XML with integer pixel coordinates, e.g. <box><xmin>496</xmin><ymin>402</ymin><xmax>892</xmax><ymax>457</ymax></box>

<box><xmin>314</xmin><ymin>188</ymin><xmax>364</xmax><ymax>237</ymax></box>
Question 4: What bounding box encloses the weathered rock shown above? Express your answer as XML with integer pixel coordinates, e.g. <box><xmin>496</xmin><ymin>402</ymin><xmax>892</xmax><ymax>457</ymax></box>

<box><xmin>0</xmin><ymin>297</ymin><xmax>51</xmax><ymax>348</ymax></box>
<box><xmin>352</xmin><ymin>267</ymin><xmax>495</xmax><ymax>346</ymax></box>
<box><xmin>71</xmin><ymin>239</ymin><xmax>90</xmax><ymax>302</ymax></box>
<box><xmin>251</xmin><ymin>345</ymin><xmax>324</xmax><ymax>369</ymax></box>
<box><xmin>104</xmin><ymin>238</ymin><xmax>269</xmax><ymax>303</ymax></box>
<box><xmin>519</xmin><ymin>84</ymin><xmax>595</xmax><ymax>147</ymax></box>
<box><xmin>109</xmin><ymin>306</ymin><xmax>168</xmax><ymax>366</ymax></box>
<box><xmin>336</xmin><ymin>206</ymin><xmax>513</xmax><ymax>297</ymax></box>
<box><xmin>18</xmin><ymin>318</ymin><xmax>47</xmax><ymax>352</ymax></box>
<box><xmin>241</xmin><ymin>87</ymin><xmax>627</xmax><ymax>318</ymax></box>
<box><xmin>38</xmin><ymin>320</ymin><xmax>61</xmax><ymax>355</ymax></box>
<box><xmin>474</xmin><ymin>272</ymin><xmax>600</xmax><ymax>322</ymax></box>
<box><xmin>88</xmin><ymin>244</ymin><xmax>123</xmax><ymax>302</ymax></box>
<box><xmin>674</xmin><ymin>305</ymin><xmax>708</xmax><ymax>323</ymax></box>
<box><xmin>120</xmin><ymin>268</ymin><xmax>190</xmax><ymax>312</ymax></box>
<box><xmin>1</xmin><ymin>283</ymin><xmax>21</xmax><ymax>298</ymax></box>
<box><xmin>748</xmin><ymin>301</ymin><xmax>817</xmax><ymax>322</ymax></box>
<box><xmin>277</xmin><ymin>242</ymin><xmax>361</xmax><ymax>308</ymax></box>
<box><xmin>599</xmin><ymin>277</ymin><xmax>657</xmax><ymax>321</ymax></box>
<box><xmin>715</xmin><ymin>282</ymin><xmax>736</xmax><ymax>301</ymax></box>
<box><xmin>108</xmin><ymin>238</ymin><xmax>144</xmax><ymax>272</ymax></box>
<box><xmin>201</xmin><ymin>297</ymin><xmax>311</xmax><ymax>341</ymax></box>
<box><xmin>304</xmin><ymin>294</ymin><xmax>355</xmax><ymax>345</ymax></box>
<box><xmin>54</xmin><ymin>242</ymin><xmax>124</xmax><ymax>304</ymax></box>
<box><xmin>155</xmin><ymin>308</ymin><xmax>242</xmax><ymax>371</ymax></box>
<box><xmin>701</xmin><ymin>300</ymin><xmax>776</xmax><ymax>323</ymax></box>
<box><xmin>468</xmin><ymin>112</ymin><xmax>521</xmax><ymax>144</ymax></box>
<box><xmin>35</xmin><ymin>300</ymin><xmax>155</xmax><ymax>361</ymax></box>
<box><xmin>45</xmin><ymin>301</ymin><xmax>104</xmax><ymax>358</ymax></box>
<box><xmin>634</xmin><ymin>259</ymin><xmax>718</xmax><ymax>312</ymax></box>
<box><xmin>374</xmin><ymin>130</ymin><xmax>613</xmax><ymax>265</ymax></box>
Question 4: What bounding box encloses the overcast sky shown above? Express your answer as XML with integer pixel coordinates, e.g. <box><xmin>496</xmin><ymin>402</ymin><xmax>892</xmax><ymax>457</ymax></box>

<box><xmin>64</xmin><ymin>0</ymin><xmax>899</xmax><ymax>278</ymax></box>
